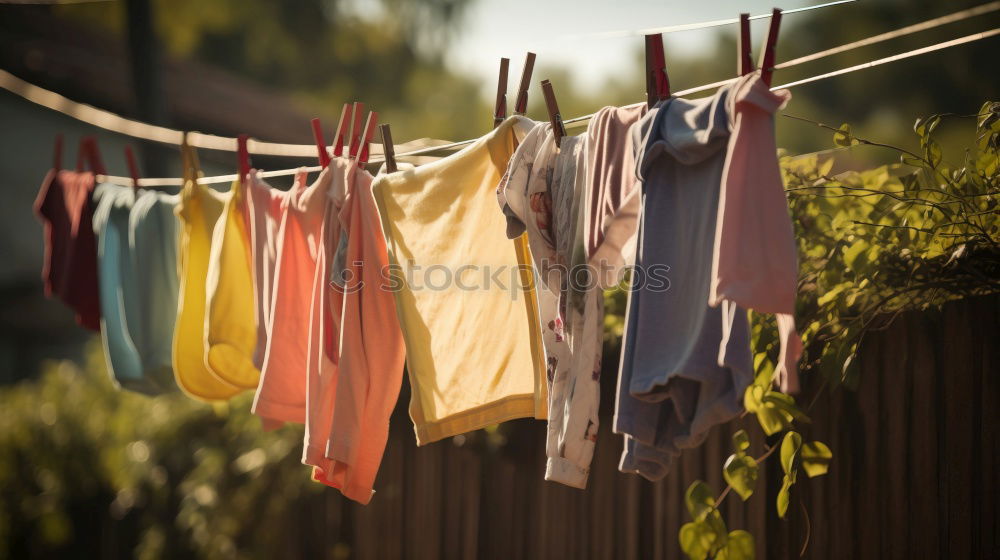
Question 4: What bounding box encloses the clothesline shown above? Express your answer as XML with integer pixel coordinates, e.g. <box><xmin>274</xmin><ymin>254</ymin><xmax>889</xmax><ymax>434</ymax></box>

<box><xmin>108</xmin><ymin>26</ymin><xmax>1000</xmax><ymax>187</ymax></box>
<box><xmin>563</xmin><ymin>0</ymin><xmax>858</xmax><ymax>40</ymax></box>
<box><xmin>2</xmin><ymin>4</ymin><xmax>997</xmax><ymax>185</ymax></box>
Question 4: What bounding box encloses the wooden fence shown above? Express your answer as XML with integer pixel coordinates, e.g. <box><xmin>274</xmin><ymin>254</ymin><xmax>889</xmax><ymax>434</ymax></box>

<box><xmin>314</xmin><ymin>293</ymin><xmax>998</xmax><ymax>559</ymax></box>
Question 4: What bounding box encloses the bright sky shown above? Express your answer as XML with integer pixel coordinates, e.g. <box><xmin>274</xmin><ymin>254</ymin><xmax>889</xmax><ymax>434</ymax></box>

<box><xmin>446</xmin><ymin>0</ymin><xmax>853</xmax><ymax>96</ymax></box>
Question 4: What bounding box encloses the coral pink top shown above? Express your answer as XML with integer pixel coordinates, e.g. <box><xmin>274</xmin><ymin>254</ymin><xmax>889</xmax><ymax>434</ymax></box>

<box><xmin>710</xmin><ymin>74</ymin><xmax>802</xmax><ymax>393</ymax></box>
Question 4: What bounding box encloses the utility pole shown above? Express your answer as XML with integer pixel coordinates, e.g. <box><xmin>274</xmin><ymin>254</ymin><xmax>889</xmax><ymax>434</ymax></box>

<box><xmin>124</xmin><ymin>0</ymin><xmax>169</xmax><ymax>177</ymax></box>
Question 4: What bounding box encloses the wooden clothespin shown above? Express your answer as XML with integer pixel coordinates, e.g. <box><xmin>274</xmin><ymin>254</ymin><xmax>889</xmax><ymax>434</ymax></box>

<box><xmin>124</xmin><ymin>145</ymin><xmax>141</xmax><ymax>188</ymax></box>
<box><xmin>347</xmin><ymin>102</ymin><xmax>366</xmax><ymax>159</ymax></box>
<box><xmin>644</xmin><ymin>34</ymin><xmax>670</xmax><ymax>107</ymax></box>
<box><xmin>356</xmin><ymin>112</ymin><xmax>379</xmax><ymax>169</ymax></box>
<box><xmin>77</xmin><ymin>137</ymin><xmax>106</xmax><ymax>175</ymax></box>
<box><xmin>53</xmin><ymin>134</ymin><xmax>63</xmax><ymax>171</ymax></box>
<box><xmin>494</xmin><ymin>58</ymin><xmax>510</xmax><ymax>129</ymax></box>
<box><xmin>237</xmin><ymin>134</ymin><xmax>251</xmax><ymax>180</ymax></box>
<box><xmin>332</xmin><ymin>103</ymin><xmax>352</xmax><ymax>157</ymax></box>
<box><xmin>513</xmin><ymin>52</ymin><xmax>536</xmax><ymax>115</ymax></box>
<box><xmin>311</xmin><ymin>118</ymin><xmax>331</xmax><ymax>168</ymax></box>
<box><xmin>540</xmin><ymin>80</ymin><xmax>566</xmax><ymax>148</ymax></box>
<box><xmin>758</xmin><ymin>8</ymin><xmax>782</xmax><ymax>86</ymax></box>
<box><xmin>738</xmin><ymin>13</ymin><xmax>754</xmax><ymax>76</ymax></box>
<box><xmin>379</xmin><ymin>123</ymin><xmax>397</xmax><ymax>173</ymax></box>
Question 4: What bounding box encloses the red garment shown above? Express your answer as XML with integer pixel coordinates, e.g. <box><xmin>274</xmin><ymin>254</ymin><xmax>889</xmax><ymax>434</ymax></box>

<box><xmin>34</xmin><ymin>169</ymin><xmax>101</xmax><ymax>331</ymax></box>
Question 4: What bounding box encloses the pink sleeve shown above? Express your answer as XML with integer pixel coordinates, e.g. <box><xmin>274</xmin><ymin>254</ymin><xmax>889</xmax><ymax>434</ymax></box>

<box><xmin>711</xmin><ymin>75</ymin><xmax>801</xmax><ymax>393</ymax></box>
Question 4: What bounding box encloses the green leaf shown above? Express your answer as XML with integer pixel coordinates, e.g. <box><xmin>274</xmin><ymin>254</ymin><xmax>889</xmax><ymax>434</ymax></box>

<box><xmin>900</xmin><ymin>154</ymin><xmax>923</xmax><ymax>168</ymax></box>
<box><xmin>723</xmin><ymin>453</ymin><xmax>759</xmax><ymax>501</ymax></box>
<box><xmin>679</xmin><ymin>522</ymin><xmax>714</xmax><ymax>560</ymax></box>
<box><xmin>833</xmin><ymin>123</ymin><xmax>853</xmax><ymax>147</ymax></box>
<box><xmin>732</xmin><ymin>430</ymin><xmax>751</xmax><ymax>453</ymax></box>
<box><xmin>780</xmin><ymin>431</ymin><xmax>803</xmax><ymax>474</ymax></box>
<box><xmin>684</xmin><ymin>480</ymin><xmax>716</xmax><ymax>522</ymax></box>
<box><xmin>762</xmin><ymin>392</ymin><xmax>811</xmax><ymax>424</ymax></box>
<box><xmin>776</xmin><ymin>476</ymin><xmax>794</xmax><ymax>519</ymax></box>
<box><xmin>801</xmin><ymin>441</ymin><xmax>833</xmax><ymax>478</ymax></box>
<box><xmin>924</xmin><ymin>140</ymin><xmax>943</xmax><ymax>168</ymax></box>
<box><xmin>718</xmin><ymin>530</ymin><xmax>755</xmax><ymax>560</ymax></box>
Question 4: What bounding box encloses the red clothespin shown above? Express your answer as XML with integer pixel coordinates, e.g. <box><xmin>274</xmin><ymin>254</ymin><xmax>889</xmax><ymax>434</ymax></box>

<box><xmin>513</xmin><ymin>52</ymin><xmax>536</xmax><ymax>116</ymax></box>
<box><xmin>332</xmin><ymin>103</ymin><xmax>352</xmax><ymax>157</ymax></box>
<box><xmin>311</xmin><ymin>118</ymin><xmax>331</xmax><ymax>168</ymax></box>
<box><xmin>78</xmin><ymin>137</ymin><xmax>106</xmax><ymax>175</ymax></box>
<box><xmin>379</xmin><ymin>123</ymin><xmax>397</xmax><ymax>173</ymax></box>
<box><xmin>347</xmin><ymin>102</ymin><xmax>366</xmax><ymax>159</ymax></box>
<box><xmin>494</xmin><ymin>57</ymin><xmax>509</xmax><ymax>129</ymax></box>
<box><xmin>758</xmin><ymin>8</ymin><xmax>782</xmax><ymax>86</ymax></box>
<box><xmin>53</xmin><ymin>134</ymin><xmax>63</xmax><ymax>171</ymax></box>
<box><xmin>356</xmin><ymin>111</ymin><xmax>379</xmax><ymax>168</ymax></box>
<box><xmin>237</xmin><ymin>134</ymin><xmax>251</xmax><ymax>180</ymax></box>
<box><xmin>738</xmin><ymin>13</ymin><xmax>754</xmax><ymax>76</ymax></box>
<box><xmin>124</xmin><ymin>145</ymin><xmax>141</xmax><ymax>188</ymax></box>
<box><xmin>540</xmin><ymin>80</ymin><xmax>566</xmax><ymax>148</ymax></box>
<box><xmin>644</xmin><ymin>34</ymin><xmax>670</xmax><ymax>107</ymax></box>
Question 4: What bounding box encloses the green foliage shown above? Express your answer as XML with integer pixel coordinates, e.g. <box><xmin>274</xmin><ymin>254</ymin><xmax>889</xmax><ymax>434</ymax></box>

<box><xmin>678</xmin><ymin>101</ymin><xmax>1000</xmax><ymax>557</ymax></box>
<box><xmin>0</xmin><ymin>346</ymin><xmax>326</xmax><ymax>559</ymax></box>
<box><xmin>775</xmin><ymin>102</ymin><xmax>1000</xmax><ymax>390</ymax></box>
<box><xmin>722</xmin><ymin>431</ymin><xmax>758</xmax><ymax>501</ymax></box>
<box><xmin>679</xmin><ymin>481</ymin><xmax>756</xmax><ymax>560</ymax></box>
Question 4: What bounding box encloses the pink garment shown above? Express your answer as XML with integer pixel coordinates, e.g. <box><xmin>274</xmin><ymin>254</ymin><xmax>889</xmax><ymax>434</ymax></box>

<box><xmin>584</xmin><ymin>103</ymin><xmax>647</xmax><ymax>286</ymax></box>
<box><xmin>710</xmin><ymin>74</ymin><xmax>802</xmax><ymax>393</ymax></box>
<box><xmin>301</xmin><ymin>160</ymin><xmax>348</xmax><ymax>488</ymax></box>
<box><xmin>319</xmin><ymin>163</ymin><xmax>407</xmax><ymax>504</ymax></box>
<box><xmin>251</xmin><ymin>167</ymin><xmax>332</xmax><ymax>427</ymax></box>
<box><xmin>244</xmin><ymin>171</ymin><xmax>295</xmax><ymax>369</ymax></box>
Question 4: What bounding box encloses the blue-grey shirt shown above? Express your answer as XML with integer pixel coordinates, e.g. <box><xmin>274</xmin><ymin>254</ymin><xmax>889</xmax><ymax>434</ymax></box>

<box><xmin>614</xmin><ymin>85</ymin><xmax>753</xmax><ymax>481</ymax></box>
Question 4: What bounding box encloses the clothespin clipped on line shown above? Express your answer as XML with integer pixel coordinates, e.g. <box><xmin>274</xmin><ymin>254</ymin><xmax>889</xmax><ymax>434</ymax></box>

<box><xmin>52</xmin><ymin>134</ymin><xmax>63</xmax><ymax>171</ymax></box>
<box><xmin>332</xmin><ymin>103</ymin><xmax>352</xmax><ymax>157</ymax></box>
<box><xmin>237</xmin><ymin>134</ymin><xmax>251</xmax><ymax>181</ymax></box>
<box><xmin>124</xmin><ymin>145</ymin><xmax>142</xmax><ymax>188</ymax></box>
<box><xmin>540</xmin><ymin>79</ymin><xmax>566</xmax><ymax>148</ymax></box>
<box><xmin>380</xmin><ymin>123</ymin><xmax>397</xmax><ymax>173</ymax></box>
<box><xmin>356</xmin><ymin>111</ymin><xmax>379</xmax><ymax>169</ymax></box>
<box><xmin>76</xmin><ymin>136</ymin><xmax>107</xmax><ymax>175</ymax></box>
<box><xmin>311</xmin><ymin>118</ymin><xmax>331</xmax><ymax>168</ymax></box>
<box><xmin>513</xmin><ymin>52</ymin><xmax>536</xmax><ymax>116</ymax></box>
<box><xmin>738</xmin><ymin>13</ymin><xmax>754</xmax><ymax>76</ymax></box>
<box><xmin>759</xmin><ymin>8</ymin><xmax>783</xmax><ymax>86</ymax></box>
<box><xmin>347</xmin><ymin>102</ymin><xmax>366</xmax><ymax>160</ymax></box>
<box><xmin>644</xmin><ymin>33</ymin><xmax>670</xmax><ymax>108</ymax></box>
<box><xmin>494</xmin><ymin>57</ymin><xmax>509</xmax><ymax>129</ymax></box>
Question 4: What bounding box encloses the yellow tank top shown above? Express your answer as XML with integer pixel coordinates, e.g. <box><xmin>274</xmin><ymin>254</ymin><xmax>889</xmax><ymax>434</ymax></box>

<box><xmin>204</xmin><ymin>176</ymin><xmax>260</xmax><ymax>388</ymax></box>
<box><xmin>172</xmin><ymin>139</ymin><xmax>243</xmax><ymax>400</ymax></box>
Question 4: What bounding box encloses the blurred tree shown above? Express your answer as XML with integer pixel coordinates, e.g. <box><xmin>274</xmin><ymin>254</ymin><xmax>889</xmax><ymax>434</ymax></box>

<box><xmin>55</xmin><ymin>0</ymin><xmax>487</xmax><ymax>142</ymax></box>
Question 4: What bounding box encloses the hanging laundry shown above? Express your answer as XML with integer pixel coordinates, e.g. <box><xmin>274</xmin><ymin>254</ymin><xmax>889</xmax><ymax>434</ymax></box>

<box><xmin>374</xmin><ymin>116</ymin><xmax>547</xmax><ymax>445</ymax></box>
<box><xmin>251</xmin><ymin>167</ymin><xmax>332</xmax><ymax>427</ymax></box>
<box><xmin>244</xmin><ymin>173</ymin><xmax>293</xmax><ymax>369</ymax></box>
<box><xmin>91</xmin><ymin>183</ymin><xmax>179</xmax><ymax>394</ymax></box>
<box><xmin>320</xmin><ymin>161</ymin><xmax>407</xmax><ymax>504</ymax></box>
<box><xmin>299</xmin><ymin>161</ymin><xmax>348</xmax><ymax>486</ymax></box>
<box><xmin>34</xmin><ymin>164</ymin><xmax>101</xmax><ymax>331</ymax></box>
<box><xmin>497</xmin><ymin>122</ymin><xmax>599</xmax><ymax>488</ymax></box>
<box><xmin>173</xmin><ymin>141</ymin><xmax>243</xmax><ymax>401</ymax></box>
<box><xmin>710</xmin><ymin>74</ymin><xmax>802</xmax><ymax>393</ymax></box>
<box><xmin>614</xmin><ymin>84</ymin><xmax>754</xmax><ymax>481</ymax></box>
<box><xmin>204</xmin><ymin>177</ymin><xmax>260</xmax><ymax>389</ymax></box>
<box><xmin>582</xmin><ymin>104</ymin><xmax>648</xmax><ymax>287</ymax></box>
